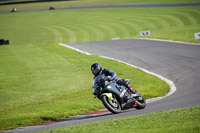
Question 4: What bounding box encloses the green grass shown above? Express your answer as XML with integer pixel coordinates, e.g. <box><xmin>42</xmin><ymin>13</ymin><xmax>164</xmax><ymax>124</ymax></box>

<box><xmin>40</xmin><ymin>106</ymin><xmax>200</xmax><ymax>133</ymax></box>
<box><xmin>1</xmin><ymin>6</ymin><xmax>200</xmax><ymax>43</ymax></box>
<box><xmin>0</xmin><ymin>4</ymin><xmax>200</xmax><ymax>131</ymax></box>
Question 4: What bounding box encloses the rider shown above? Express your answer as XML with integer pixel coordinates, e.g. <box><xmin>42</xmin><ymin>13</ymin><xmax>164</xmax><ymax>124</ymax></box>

<box><xmin>91</xmin><ymin>63</ymin><xmax>135</xmax><ymax>94</ymax></box>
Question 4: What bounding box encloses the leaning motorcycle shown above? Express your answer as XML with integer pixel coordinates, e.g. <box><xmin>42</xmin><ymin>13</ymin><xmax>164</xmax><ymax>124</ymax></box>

<box><xmin>93</xmin><ymin>74</ymin><xmax>146</xmax><ymax>113</ymax></box>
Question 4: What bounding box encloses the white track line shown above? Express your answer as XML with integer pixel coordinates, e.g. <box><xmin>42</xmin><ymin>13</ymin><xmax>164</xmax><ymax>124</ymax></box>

<box><xmin>59</xmin><ymin>43</ymin><xmax>92</xmax><ymax>55</ymax></box>
<box><xmin>134</xmin><ymin>38</ymin><xmax>200</xmax><ymax>46</ymax></box>
<box><xmin>59</xmin><ymin>43</ymin><xmax>177</xmax><ymax>104</ymax></box>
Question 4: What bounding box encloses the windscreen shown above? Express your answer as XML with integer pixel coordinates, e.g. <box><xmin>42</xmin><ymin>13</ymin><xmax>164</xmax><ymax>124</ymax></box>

<box><xmin>93</xmin><ymin>74</ymin><xmax>105</xmax><ymax>86</ymax></box>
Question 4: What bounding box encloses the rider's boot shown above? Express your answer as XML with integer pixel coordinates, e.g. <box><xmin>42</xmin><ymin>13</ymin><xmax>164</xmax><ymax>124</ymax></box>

<box><xmin>127</xmin><ymin>84</ymin><xmax>136</xmax><ymax>94</ymax></box>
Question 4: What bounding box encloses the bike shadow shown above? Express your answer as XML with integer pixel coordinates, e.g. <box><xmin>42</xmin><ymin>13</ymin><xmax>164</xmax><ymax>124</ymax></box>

<box><xmin>56</xmin><ymin>108</ymin><xmax>137</xmax><ymax>122</ymax></box>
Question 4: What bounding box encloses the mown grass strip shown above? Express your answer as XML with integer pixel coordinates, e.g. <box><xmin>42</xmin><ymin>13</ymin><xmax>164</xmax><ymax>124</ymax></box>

<box><xmin>1</xmin><ymin>7</ymin><xmax>200</xmax><ymax>43</ymax></box>
<box><xmin>40</xmin><ymin>106</ymin><xmax>200</xmax><ymax>133</ymax></box>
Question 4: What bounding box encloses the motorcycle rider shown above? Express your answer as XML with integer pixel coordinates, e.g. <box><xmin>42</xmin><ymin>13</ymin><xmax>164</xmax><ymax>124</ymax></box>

<box><xmin>91</xmin><ymin>63</ymin><xmax>135</xmax><ymax>94</ymax></box>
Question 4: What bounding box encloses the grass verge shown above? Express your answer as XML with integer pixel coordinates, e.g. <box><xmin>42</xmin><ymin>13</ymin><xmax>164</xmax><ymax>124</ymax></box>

<box><xmin>40</xmin><ymin>106</ymin><xmax>200</xmax><ymax>133</ymax></box>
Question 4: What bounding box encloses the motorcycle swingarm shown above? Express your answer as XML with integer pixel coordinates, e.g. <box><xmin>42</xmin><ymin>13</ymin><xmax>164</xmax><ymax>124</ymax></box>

<box><xmin>121</xmin><ymin>99</ymin><xmax>136</xmax><ymax>110</ymax></box>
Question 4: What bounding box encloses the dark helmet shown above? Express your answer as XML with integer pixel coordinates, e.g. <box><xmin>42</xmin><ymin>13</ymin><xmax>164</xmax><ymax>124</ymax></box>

<box><xmin>91</xmin><ymin>63</ymin><xmax>102</xmax><ymax>76</ymax></box>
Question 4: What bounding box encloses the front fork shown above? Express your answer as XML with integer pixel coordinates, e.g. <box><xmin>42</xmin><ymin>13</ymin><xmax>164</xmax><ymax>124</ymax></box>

<box><xmin>101</xmin><ymin>93</ymin><xmax>113</xmax><ymax>101</ymax></box>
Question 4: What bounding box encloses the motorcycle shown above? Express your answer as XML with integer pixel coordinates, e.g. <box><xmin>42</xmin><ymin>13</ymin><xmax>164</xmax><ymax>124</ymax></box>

<box><xmin>92</xmin><ymin>74</ymin><xmax>146</xmax><ymax>113</ymax></box>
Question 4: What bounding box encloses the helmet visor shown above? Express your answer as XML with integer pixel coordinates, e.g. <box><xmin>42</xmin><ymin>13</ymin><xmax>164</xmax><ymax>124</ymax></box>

<box><xmin>92</xmin><ymin>68</ymin><xmax>100</xmax><ymax>75</ymax></box>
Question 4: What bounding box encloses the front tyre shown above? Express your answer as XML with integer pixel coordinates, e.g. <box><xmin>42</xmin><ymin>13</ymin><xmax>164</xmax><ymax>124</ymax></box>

<box><xmin>101</xmin><ymin>95</ymin><xmax>121</xmax><ymax>114</ymax></box>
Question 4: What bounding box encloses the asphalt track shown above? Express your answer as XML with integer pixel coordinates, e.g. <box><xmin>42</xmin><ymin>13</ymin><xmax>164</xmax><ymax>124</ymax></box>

<box><xmin>2</xmin><ymin>2</ymin><xmax>200</xmax><ymax>12</ymax></box>
<box><xmin>3</xmin><ymin>3</ymin><xmax>200</xmax><ymax>133</ymax></box>
<box><xmin>61</xmin><ymin>39</ymin><xmax>200</xmax><ymax>112</ymax></box>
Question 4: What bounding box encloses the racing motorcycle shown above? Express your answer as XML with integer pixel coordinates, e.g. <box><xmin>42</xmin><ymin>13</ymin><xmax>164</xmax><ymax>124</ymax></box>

<box><xmin>93</xmin><ymin>74</ymin><xmax>146</xmax><ymax>113</ymax></box>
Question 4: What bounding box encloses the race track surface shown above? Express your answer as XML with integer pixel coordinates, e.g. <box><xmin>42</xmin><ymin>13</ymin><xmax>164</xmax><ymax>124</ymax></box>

<box><xmin>62</xmin><ymin>39</ymin><xmax>200</xmax><ymax>111</ymax></box>
<box><xmin>9</xmin><ymin>39</ymin><xmax>200</xmax><ymax>133</ymax></box>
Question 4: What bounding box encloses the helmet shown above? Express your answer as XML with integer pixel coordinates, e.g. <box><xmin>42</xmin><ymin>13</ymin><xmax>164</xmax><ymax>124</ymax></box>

<box><xmin>91</xmin><ymin>63</ymin><xmax>102</xmax><ymax>76</ymax></box>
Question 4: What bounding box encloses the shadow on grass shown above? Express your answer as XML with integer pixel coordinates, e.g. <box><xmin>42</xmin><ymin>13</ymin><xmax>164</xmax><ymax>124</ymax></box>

<box><xmin>31</xmin><ymin>108</ymin><xmax>138</xmax><ymax>126</ymax></box>
<box><xmin>40</xmin><ymin>116</ymin><xmax>57</xmax><ymax>121</ymax></box>
<box><xmin>42</xmin><ymin>108</ymin><xmax>136</xmax><ymax>123</ymax></box>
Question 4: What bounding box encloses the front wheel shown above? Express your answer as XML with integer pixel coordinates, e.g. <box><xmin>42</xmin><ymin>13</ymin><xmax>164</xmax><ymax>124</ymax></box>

<box><xmin>101</xmin><ymin>94</ymin><xmax>121</xmax><ymax>114</ymax></box>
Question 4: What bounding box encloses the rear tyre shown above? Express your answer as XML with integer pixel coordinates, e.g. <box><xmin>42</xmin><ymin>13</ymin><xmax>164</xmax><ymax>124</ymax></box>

<box><xmin>134</xmin><ymin>90</ymin><xmax>146</xmax><ymax>109</ymax></box>
<box><xmin>101</xmin><ymin>95</ymin><xmax>121</xmax><ymax>114</ymax></box>
<box><xmin>136</xmin><ymin>95</ymin><xmax>146</xmax><ymax>109</ymax></box>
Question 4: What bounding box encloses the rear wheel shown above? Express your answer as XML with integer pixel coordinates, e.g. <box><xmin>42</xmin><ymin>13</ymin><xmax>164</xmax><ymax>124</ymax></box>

<box><xmin>101</xmin><ymin>94</ymin><xmax>121</xmax><ymax>114</ymax></box>
<box><xmin>134</xmin><ymin>90</ymin><xmax>146</xmax><ymax>109</ymax></box>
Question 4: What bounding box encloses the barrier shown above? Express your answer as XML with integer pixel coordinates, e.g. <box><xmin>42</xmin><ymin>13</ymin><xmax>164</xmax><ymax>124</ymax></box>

<box><xmin>194</xmin><ymin>32</ymin><xmax>200</xmax><ymax>39</ymax></box>
<box><xmin>140</xmin><ymin>31</ymin><xmax>150</xmax><ymax>36</ymax></box>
